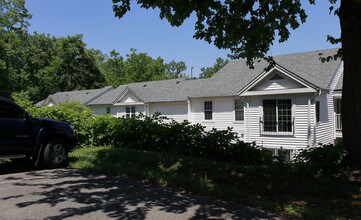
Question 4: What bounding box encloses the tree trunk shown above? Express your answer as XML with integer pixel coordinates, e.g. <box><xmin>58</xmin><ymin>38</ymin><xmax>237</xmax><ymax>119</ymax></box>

<box><xmin>339</xmin><ymin>0</ymin><xmax>361</xmax><ymax>167</ymax></box>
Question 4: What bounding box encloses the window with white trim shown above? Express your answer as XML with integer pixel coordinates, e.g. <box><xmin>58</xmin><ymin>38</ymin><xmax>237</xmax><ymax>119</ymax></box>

<box><xmin>235</xmin><ymin>99</ymin><xmax>244</xmax><ymax>121</ymax></box>
<box><xmin>262</xmin><ymin>99</ymin><xmax>292</xmax><ymax>133</ymax></box>
<box><xmin>106</xmin><ymin>107</ymin><xmax>111</xmax><ymax>114</ymax></box>
<box><xmin>204</xmin><ymin>101</ymin><xmax>213</xmax><ymax>120</ymax></box>
<box><xmin>126</xmin><ymin>106</ymin><xmax>136</xmax><ymax>118</ymax></box>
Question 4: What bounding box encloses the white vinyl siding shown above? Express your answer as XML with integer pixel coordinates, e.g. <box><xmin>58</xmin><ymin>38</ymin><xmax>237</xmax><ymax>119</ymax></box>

<box><xmin>246</xmin><ymin>95</ymin><xmax>312</xmax><ymax>150</ymax></box>
<box><xmin>250</xmin><ymin>71</ymin><xmax>304</xmax><ymax>91</ymax></box>
<box><xmin>190</xmin><ymin>97</ymin><xmax>245</xmax><ymax>139</ymax></box>
<box><xmin>315</xmin><ymin>94</ymin><xmax>335</xmax><ymax>145</ymax></box>
<box><xmin>149</xmin><ymin>101</ymin><xmax>188</xmax><ymax>122</ymax></box>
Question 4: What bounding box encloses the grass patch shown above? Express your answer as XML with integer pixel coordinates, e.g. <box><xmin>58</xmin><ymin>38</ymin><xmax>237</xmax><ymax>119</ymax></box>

<box><xmin>69</xmin><ymin>146</ymin><xmax>361</xmax><ymax>219</ymax></box>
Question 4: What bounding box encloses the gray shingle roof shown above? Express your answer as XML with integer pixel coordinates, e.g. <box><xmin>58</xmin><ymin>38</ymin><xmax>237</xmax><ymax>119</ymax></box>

<box><xmin>36</xmin><ymin>86</ymin><xmax>113</xmax><ymax>107</ymax></box>
<box><xmin>88</xmin><ymin>48</ymin><xmax>342</xmax><ymax>105</ymax></box>
<box><xmin>335</xmin><ymin>72</ymin><xmax>343</xmax><ymax>91</ymax></box>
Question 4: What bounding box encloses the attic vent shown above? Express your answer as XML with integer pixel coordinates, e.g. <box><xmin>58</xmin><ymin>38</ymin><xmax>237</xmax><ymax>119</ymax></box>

<box><xmin>269</xmin><ymin>74</ymin><xmax>284</xmax><ymax>80</ymax></box>
<box><xmin>143</xmin><ymin>84</ymin><xmax>147</xmax><ymax>87</ymax></box>
<box><xmin>86</xmin><ymin>92</ymin><xmax>89</xmax><ymax>94</ymax></box>
<box><xmin>257</xmin><ymin>59</ymin><xmax>261</xmax><ymax>63</ymax></box>
<box><xmin>318</xmin><ymin>52</ymin><xmax>323</xmax><ymax>56</ymax></box>
<box><xmin>176</xmin><ymin>81</ymin><xmax>180</xmax><ymax>84</ymax></box>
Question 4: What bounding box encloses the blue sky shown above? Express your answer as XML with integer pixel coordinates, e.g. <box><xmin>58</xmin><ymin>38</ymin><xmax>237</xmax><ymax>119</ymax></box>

<box><xmin>25</xmin><ymin>1</ymin><xmax>340</xmax><ymax>77</ymax></box>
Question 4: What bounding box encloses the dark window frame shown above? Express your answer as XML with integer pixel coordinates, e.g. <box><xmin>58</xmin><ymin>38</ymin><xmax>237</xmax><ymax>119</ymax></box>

<box><xmin>262</xmin><ymin>99</ymin><xmax>292</xmax><ymax>133</ymax></box>
<box><xmin>235</xmin><ymin>99</ymin><xmax>244</xmax><ymax>121</ymax></box>
<box><xmin>204</xmin><ymin>101</ymin><xmax>213</xmax><ymax>120</ymax></box>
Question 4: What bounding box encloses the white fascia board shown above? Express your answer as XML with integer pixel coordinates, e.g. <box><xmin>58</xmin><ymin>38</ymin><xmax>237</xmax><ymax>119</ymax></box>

<box><xmin>240</xmin><ymin>88</ymin><xmax>316</xmax><ymax>96</ymax></box>
<box><xmin>113</xmin><ymin>102</ymin><xmax>144</xmax><ymax>106</ymax></box>
<box><xmin>238</xmin><ymin>65</ymin><xmax>317</xmax><ymax>95</ymax></box>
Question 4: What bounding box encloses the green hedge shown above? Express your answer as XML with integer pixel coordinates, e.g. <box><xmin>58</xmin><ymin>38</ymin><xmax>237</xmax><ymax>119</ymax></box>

<box><xmin>14</xmin><ymin>99</ymin><xmax>347</xmax><ymax>168</ymax></box>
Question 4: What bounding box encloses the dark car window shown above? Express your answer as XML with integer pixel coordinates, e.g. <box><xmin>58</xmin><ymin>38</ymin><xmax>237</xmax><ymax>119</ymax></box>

<box><xmin>0</xmin><ymin>101</ymin><xmax>23</xmax><ymax>119</ymax></box>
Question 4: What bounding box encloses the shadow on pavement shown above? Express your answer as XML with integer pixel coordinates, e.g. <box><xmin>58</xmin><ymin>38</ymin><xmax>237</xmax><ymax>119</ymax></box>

<box><xmin>0</xmin><ymin>161</ymin><xmax>40</xmax><ymax>175</ymax></box>
<box><xmin>0</xmin><ymin>169</ymin><xmax>287</xmax><ymax>219</ymax></box>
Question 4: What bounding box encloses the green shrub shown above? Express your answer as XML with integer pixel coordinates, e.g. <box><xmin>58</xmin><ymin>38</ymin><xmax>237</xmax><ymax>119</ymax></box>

<box><xmin>294</xmin><ymin>144</ymin><xmax>348</xmax><ymax>174</ymax></box>
<box><xmin>12</xmin><ymin>97</ymin><xmax>284</xmax><ymax>165</ymax></box>
<box><xmin>89</xmin><ymin>114</ymin><xmax>116</xmax><ymax>146</ymax></box>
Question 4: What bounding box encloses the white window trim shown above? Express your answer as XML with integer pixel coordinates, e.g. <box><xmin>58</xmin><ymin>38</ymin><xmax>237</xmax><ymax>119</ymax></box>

<box><xmin>126</xmin><ymin>106</ymin><xmax>136</xmax><ymax>118</ymax></box>
<box><xmin>234</xmin><ymin>99</ymin><xmax>244</xmax><ymax>121</ymax></box>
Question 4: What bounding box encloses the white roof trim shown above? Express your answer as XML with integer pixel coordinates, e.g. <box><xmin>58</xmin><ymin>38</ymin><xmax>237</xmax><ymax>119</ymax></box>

<box><xmin>113</xmin><ymin>102</ymin><xmax>144</xmax><ymax>106</ymax></box>
<box><xmin>240</xmin><ymin>88</ymin><xmax>316</xmax><ymax>96</ymax></box>
<box><xmin>238</xmin><ymin>65</ymin><xmax>318</xmax><ymax>96</ymax></box>
<box><xmin>113</xmin><ymin>87</ymin><xmax>144</xmax><ymax>104</ymax></box>
<box><xmin>43</xmin><ymin>97</ymin><xmax>56</xmax><ymax>106</ymax></box>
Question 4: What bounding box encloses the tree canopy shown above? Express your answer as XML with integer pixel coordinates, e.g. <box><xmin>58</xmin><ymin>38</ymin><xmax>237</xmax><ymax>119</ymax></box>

<box><xmin>0</xmin><ymin>0</ymin><xmax>194</xmax><ymax>102</ymax></box>
<box><xmin>199</xmin><ymin>57</ymin><xmax>229</xmax><ymax>79</ymax></box>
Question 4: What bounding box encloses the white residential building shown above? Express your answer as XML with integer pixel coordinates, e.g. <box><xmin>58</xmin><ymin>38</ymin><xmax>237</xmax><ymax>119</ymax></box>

<box><xmin>39</xmin><ymin>49</ymin><xmax>343</xmax><ymax>156</ymax></box>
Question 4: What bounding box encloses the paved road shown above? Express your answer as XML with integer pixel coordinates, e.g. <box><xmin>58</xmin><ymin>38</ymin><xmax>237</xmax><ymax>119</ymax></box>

<box><xmin>0</xmin><ymin>163</ymin><xmax>287</xmax><ymax>220</ymax></box>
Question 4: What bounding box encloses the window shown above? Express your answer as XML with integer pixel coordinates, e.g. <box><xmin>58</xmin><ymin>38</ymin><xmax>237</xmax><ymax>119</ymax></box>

<box><xmin>204</xmin><ymin>101</ymin><xmax>213</xmax><ymax>120</ymax></box>
<box><xmin>316</xmin><ymin>101</ymin><xmax>320</xmax><ymax>122</ymax></box>
<box><xmin>235</xmin><ymin>100</ymin><xmax>244</xmax><ymax>121</ymax></box>
<box><xmin>0</xmin><ymin>101</ymin><xmax>23</xmax><ymax>119</ymax></box>
<box><xmin>106</xmin><ymin>107</ymin><xmax>111</xmax><ymax>114</ymax></box>
<box><xmin>126</xmin><ymin>106</ymin><xmax>136</xmax><ymax>118</ymax></box>
<box><xmin>267</xmin><ymin>148</ymin><xmax>293</xmax><ymax>163</ymax></box>
<box><xmin>262</xmin><ymin>99</ymin><xmax>292</xmax><ymax>133</ymax></box>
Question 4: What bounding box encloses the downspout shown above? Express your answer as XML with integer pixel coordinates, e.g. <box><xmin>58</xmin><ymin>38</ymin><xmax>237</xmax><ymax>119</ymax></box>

<box><xmin>187</xmin><ymin>97</ymin><xmax>192</xmax><ymax>123</ymax></box>
<box><xmin>246</xmin><ymin>100</ymin><xmax>250</xmax><ymax>142</ymax></box>
<box><xmin>307</xmin><ymin>88</ymin><xmax>322</xmax><ymax>147</ymax></box>
<box><xmin>311</xmin><ymin>88</ymin><xmax>322</xmax><ymax>146</ymax></box>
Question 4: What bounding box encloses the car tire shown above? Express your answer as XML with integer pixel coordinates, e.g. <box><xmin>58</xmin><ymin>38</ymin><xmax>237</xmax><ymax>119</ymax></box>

<box><xmin>43</xmin><ymin>139</ymin><xmax>68</xmax><ymax>168</ymax></box>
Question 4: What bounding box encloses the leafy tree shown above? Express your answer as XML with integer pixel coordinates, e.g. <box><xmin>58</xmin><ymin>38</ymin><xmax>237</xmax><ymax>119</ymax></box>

<box><xmin>48</xmin><ymin>34</ymin><xmax>106</xmax><ymax>93</ymax></box>
<box><xmin>123</xmin><ymin>48</ymin><xmax>168</xmax><ymax>83</ymax></box>
<box><xmin>0</xmin><ymin>0</ymin><xmax>31</xmax><ymax>31</ymax></box>
<box><xmin>199</xmin><ymin>57</ymin><xmax>229</xmax><ymax>79</ymax></box>
<box><xmin>165</xmin><ymin>60</ymin><xmax>187</xmax><ymax>78</ymax></box>
<box><xmin>0</xmin><ymin>0</ymin><xmax>31</xmax><ymax>98</ymax></box>
<box><xmin>101</xmin><ymin>50</ymin><xmax>126</xmax><ymax>87</ymax></box>
<box><xmin>101</xmin><ymin>49</ymin><xmax>187</xmax><ymax>86</ymax></box>
<box><xmin>112</xmin><ymin>0</ymin><xmax>361</xmax><ymax>166</ymax></box>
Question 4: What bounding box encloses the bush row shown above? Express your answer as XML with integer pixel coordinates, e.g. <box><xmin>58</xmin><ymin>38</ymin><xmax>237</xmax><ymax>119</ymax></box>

<box><xmin>16</xmin><ymin>99</ymin><xmax>347</xmax><ymax>169</ymax></box>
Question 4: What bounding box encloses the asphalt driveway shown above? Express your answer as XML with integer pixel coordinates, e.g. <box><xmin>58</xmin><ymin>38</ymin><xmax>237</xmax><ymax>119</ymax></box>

<box><xmin>0</xmin><ymin>163</ymin><xmax>287</xmax><ymax>220</ymax></box>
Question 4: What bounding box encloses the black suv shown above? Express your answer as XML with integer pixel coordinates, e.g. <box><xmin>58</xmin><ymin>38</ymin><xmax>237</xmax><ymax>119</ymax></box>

<box><xmin>0</xmin><ymin>96</ymin><xmax>76</xmax><ymax>168</ymax></box>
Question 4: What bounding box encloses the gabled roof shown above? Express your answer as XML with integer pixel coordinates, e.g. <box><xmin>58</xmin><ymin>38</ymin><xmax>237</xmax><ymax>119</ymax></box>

<box><xmin>88</xmin><ymin>78</ymin><xmax>188</xmax><ymax>105</ymax></box>
<box><xmin>72</xmin><ymin>48</ymin><xmax>343</xmax><ymax>106</ymax></box>
<box><xmin>35</xmin><ymin>86</ymin><xmax>113</xmax><ymax>107</ymax></box>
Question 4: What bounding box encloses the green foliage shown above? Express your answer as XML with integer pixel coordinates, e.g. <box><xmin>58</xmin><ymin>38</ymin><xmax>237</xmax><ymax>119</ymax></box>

<box><xmin>165</xmin><ymin>60</ymin><xmax>187</xmax><ymax>78</ymax></box>
<box><xmin>199</xmin><ymin>57</ymin><xmax>229</xmax><ymax>78</ymax></box>
<box><xmin>101</xmin><ymin>49</ymin><xmax>187</xmax><ymax>87</ymax></box>
<box><xmin>0</xmin><ymin>0</ymin><xmax>31</xmax><ymax>32</ymax></box>
<box><xmin>294</xmin><ymin>144</ymin><xmax>348</xmax><ymax>174</ymax></box>
<box><xmin>15</xmin><ymin>99</ymin><xmax>94</xmax><ymax>146</ymax></box>
<box><xmin>112</xmin><ymin>0</ymin><xmax>310</xmax><ymax>67</ymax></box>
<box><xmin>93</xmin><ymin>113</ymin><xmax>272</xmax><ymax>165</ymax></box>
